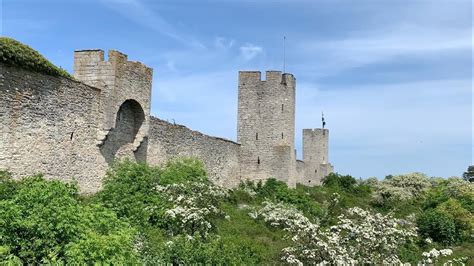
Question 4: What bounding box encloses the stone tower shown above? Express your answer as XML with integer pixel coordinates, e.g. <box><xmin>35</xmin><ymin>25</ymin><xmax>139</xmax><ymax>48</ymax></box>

<box><xmin>302</xmin><ymin>128</ymin><xmax>333</xmax><ymax>185</ymax></box>
<box><xmin>73</xmin><ymin>49</ymin><xmax>153</xmax><ymax>163</ymax></box>
<box><xmin>237</xmin><ymin>71</ymin><xmax>297</xmax><ymax>186</ymax></box>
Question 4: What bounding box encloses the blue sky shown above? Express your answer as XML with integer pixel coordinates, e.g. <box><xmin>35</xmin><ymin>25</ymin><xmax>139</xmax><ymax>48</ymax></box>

<box><xmin>1</xmin><ymin>0</ymin><xmax>472</xmax><ymax>178</ymax></box>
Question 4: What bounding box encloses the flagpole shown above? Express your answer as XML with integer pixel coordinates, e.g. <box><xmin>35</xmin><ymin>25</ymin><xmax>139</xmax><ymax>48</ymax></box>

<box><xmin>283</xmin><ymin>36</ymin><xmax>286</xmax><ymax>73</ymax></box>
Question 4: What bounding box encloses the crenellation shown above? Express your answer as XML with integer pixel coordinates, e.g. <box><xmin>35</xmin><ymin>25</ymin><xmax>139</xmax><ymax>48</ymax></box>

<box><xmin>1</xmin><ymin>46</ymin><xmax>333</xmax><ymax>194</ymax></box>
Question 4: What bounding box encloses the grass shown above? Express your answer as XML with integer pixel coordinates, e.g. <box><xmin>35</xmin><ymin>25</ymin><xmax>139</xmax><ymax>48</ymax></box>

<box><xmin>0</xmin><ymin>37</ymin><xmax>72</xmax><ymax>78</ymax></box>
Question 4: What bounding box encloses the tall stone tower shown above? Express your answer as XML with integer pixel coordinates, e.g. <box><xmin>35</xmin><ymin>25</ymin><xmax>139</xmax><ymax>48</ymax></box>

<box><xmin>73</xmin><ymin>49</ymin><xmax>153</xmax><ymax>163</ymax></box>
<box><xmin>302</xmin><ymin>128</ymin><xmax>333</xmax><ymax>185</ymax></box>
<box><xmin>237</xmin><ymin>71</ymin><xmax>297</xmax><ymax>186</ymax></box>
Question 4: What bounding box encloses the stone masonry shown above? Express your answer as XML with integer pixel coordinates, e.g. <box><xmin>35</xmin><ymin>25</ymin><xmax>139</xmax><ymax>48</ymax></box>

<box><xmin>0</xmin><ymin>48</ymin><xmax>333</xmax><ymax>193</ymax></box>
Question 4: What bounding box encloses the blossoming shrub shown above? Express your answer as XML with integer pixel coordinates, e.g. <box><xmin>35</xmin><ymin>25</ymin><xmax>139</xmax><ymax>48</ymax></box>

<box><xmin>246</xmin><ymin>178</ymin><xmax>325</xmax><ymax>219</ymax></box>
<box><xmin>250</xmin><ymin>202</ymin><xmax>417</xmax><ymax>265</ymax></box>
<box><xmin>156</xmin><ymin>181</ymin><xmax>229</xmax><ymax>237</ymax></box>
<box><xmin>0</xmin><ymin>176</ymin><xmax>139</xmax><ymax>264</ymax></box>
<box><xmin>372</xmin><ymin>172</ymin><xmax>431</xmax><ymax>206</ymax></box>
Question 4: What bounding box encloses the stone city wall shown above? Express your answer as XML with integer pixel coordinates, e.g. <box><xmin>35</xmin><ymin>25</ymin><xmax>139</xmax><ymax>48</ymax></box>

<box><xmin>0</xmin><ymin>64</ymin><xmax>107</xmax><ymax>193</ymax></box>
<box><xmin>147</xmin><ymin>117</ymin><xmax>242</xmax><ymax>187</ymax></box>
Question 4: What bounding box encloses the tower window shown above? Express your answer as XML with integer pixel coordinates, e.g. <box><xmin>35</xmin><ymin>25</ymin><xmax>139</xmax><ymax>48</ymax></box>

<box><xmin>281</xmin><ymin>104</ymin><xmax>284</xmax><ymax>112</ymax></box>
<box><xmin>315</xmin><ymin>169</ymin><xmax>317</xmax><ymax>173</ymax></box>
<box><xmin>70</xmin><ymin>132</ymin><xmax>74</xmax><ymax>141</ymax></box>
<box><xmin>281</xmin><ymin>133</ymin><xmax>284</xmax><ymax>139</ymax></box>
<box><xmin>256</xmin><ymin>133</ymin><xmax>258</xmax><ymax>140</ymax></box>
<box><xmin>257</xmin><ymin>157</ymin><xmax>260</xmax><ymax>165</ymax></box>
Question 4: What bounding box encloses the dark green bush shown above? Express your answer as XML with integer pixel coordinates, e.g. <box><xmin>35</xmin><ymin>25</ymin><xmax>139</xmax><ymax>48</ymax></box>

<box><xmin>417</xmin><ymin>209</ymin><xmax>460</xmax><ymax>245</ymax></box>
<box><xmin>322</xmin><ymin>173</ymin><xmax>357</xmax><ymax>191</ymax></box>
<box><xmin>0</xmin><ymin>37</ymin><xmax>72</xmax><ymax>78</ymax></box>
<box><xmin>0</xmin><ymin>170</ymin><xmax>17</xmax><ymax>201</ymax></box>
<box><xmin>0</xmin><ymin>176</ymin><xmax>139</xmax><ymax>264</ymax></box>
<box><xmin>98</xmin><ymin>160</ymin><xmax>164</xmax><ymax>226</ymax></box>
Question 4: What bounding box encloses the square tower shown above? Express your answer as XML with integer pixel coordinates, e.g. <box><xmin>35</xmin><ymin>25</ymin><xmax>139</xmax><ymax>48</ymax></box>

<box><xmin>73</xmin><ymin>50</ymin><xmax>153</xmax><ymax>163</ymax></box>
<box><xmin>237</xmin><ymin>71</ymin><xmax>297</xmax><ymax>186</ymax></box>
<box><xmin>302</xmin><ymin>128</ymin><xmax>333</xmax><ymax>185</ymax></box>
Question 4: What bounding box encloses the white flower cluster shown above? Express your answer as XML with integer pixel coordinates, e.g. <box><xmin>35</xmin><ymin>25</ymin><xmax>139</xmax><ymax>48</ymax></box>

<box><xmin>444</xmin><ymin>177</ymin><xmax>474</xmax><ymax>198</ymax></box>
<box><xmin>421</xmin><ymin>248</ymin><xmax>453</xmax><ymax>264</ymax></box>
<box><xmin>250</xmin><ymin>202</ymin><xmax>418</xmax><ymax>265</ymax></box>
<box><xmin>155</xmin><ymin>182</ymin><xmax>229</xmax><ymax>237</ymax></box>
<box><xmin>372</xmin><ymin>172</ymin><xmax>432</xmax><ymax>205</ymax></box>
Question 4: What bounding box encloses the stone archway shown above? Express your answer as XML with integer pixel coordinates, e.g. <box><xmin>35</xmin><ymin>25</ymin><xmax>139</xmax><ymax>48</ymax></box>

<box><xmin>100</xmin><ymin>99</ymin><xmax>146</xmax><ymax>164</ymax></box>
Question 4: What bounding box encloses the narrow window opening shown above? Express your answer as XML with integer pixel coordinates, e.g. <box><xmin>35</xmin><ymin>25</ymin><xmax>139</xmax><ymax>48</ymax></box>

<box><xmin>257</xmin><ymin>157</ymin><xmax>260</xmax><ymax>165</ymax></box>
<box><xmin>256</xmin><ymin>133</ymin><xmax>258</xmax><ymax>140</ymax></box>
<box><xmin>315</xmin><ymin>169</ymin><xmax>317</xmax><ymax>173</ymax></box>
<box><xmin>281</xmin><ymin>104</ymin><xmax>284</xmax><ymax>112</ymax></box>
<box><xmin>70</xmin><ymin>132</ymin><xmax>74</xmax><ymax>140</ymax></box>
<box><xmin>281</xmin><ymin>133</ymin><xmax>284</xmax><ymax>139</ymax></box>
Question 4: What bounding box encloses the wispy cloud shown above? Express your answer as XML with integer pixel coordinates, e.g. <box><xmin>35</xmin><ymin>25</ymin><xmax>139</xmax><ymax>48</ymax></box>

<box><xmin>101</xmin><ymin>0</ymin><xmax>204</xmax><ymax>48</ymax></box>
<box><xmin>294</xmin><ymin>25</ymin><xmax>471</xmax><ymax>77</ymax></box>
<box><xmin>239</xmin><ymin>43</ymin><xmax>263</xmax><ymax>61</ymax></box>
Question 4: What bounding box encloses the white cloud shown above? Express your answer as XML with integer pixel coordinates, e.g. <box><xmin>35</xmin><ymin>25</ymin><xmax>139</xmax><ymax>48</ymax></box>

<box><xmin>239</xmin><ymin>43</ymin><xmax>263</xmax><ymax>61</ymax></box>
<box><xmin>214</xmin><ymin>37</ymin><xmax>235</xmax><ymax>50</ymax></box>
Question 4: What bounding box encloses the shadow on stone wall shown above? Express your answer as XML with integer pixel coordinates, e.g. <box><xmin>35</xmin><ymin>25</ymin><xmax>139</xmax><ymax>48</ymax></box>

<box><xmin>100</xmin><ymin>99</ymin><xmax>145</xmax><ymax>165</ymax></box>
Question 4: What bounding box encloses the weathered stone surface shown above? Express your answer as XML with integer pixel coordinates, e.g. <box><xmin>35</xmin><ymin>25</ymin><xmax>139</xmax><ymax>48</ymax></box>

<box><xmin>0</xmin><ymin>49</ymin><xmax>333</xmax><ymax>193</ymax></box>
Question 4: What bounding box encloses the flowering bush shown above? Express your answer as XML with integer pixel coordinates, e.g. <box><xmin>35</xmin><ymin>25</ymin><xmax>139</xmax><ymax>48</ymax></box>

<box><xmin>250</xmin><ymin>202</ymin><xmax>417</xmax><ymax>265</ymax></box>
<box><xmin>372</xmin><ymin>172</ymin><xmax>431</xmax><ymax>206</ymax></box>
<box><xmin>156</xmin><ymin>181</ymin><xmax>229</xmax><ymax>237</ymax></box>
<box><xmin>421</xmin><ymin>248</ymin><xmax>454</xmax><ymax>264</ymax></box>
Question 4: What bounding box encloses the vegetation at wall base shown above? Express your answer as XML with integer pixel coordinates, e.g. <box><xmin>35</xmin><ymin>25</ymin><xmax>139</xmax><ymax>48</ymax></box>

<box><xmin>0</xmin><ymin>37</ymin><xmax>72</xmax><ymax>78</ymax></box>
<box><xmin>0</xmin><ymin>158</ymin><xmax>472</xmax><ymax>264</ymax></box>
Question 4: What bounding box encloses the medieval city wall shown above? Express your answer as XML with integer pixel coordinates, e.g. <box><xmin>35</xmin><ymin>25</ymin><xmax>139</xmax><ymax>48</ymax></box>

<box><xmin>147</xmin><ymin>117</ymin><xmax>241</xmax><ymax>187</ymax></box>
<box><xmin>0</xmin><ymin>47</ymin><xmax>333</xmax><ymax>193</ymax></box>
<box><xmin>0</xmin><ymin>64</ymin><xmax>108</xmax><ymax>193</ymax></box>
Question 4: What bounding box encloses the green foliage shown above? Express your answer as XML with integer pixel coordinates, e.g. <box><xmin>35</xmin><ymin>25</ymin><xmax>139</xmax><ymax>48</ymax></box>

<box><xmin>159</xmin><ymin>157</ymin><xmax>208</xmax><ymax>185</ymax></box>
<box><xmin>436</xmin><ymin>199</ymin><xmax>473</xmax><ymax>241</ymax></box>
<box><xmin>254</xmin><ymin>178</ymin><xmax>324</xmax><ymax>219</ymax></box>
<box><xmin>2</xmin><ymin>159</ymin><xmax>473</xmax><ymax>264</ymax></box>
<box><xmin>417</xmin><ymin>209</ymin><xmax>459</xmax><ymax>245</ymax></box>
<box><xmin>0</xmin><ymin>170</ymin><xmax>17</xmax><ymax>201</ymax></box>
<box><xmin>322</xmin><ymin>172</ymin><xmax>357</xmax><ymax>191</ymax></box>
<box><xmin>144</xmin><ymin>234</ymin><xmax>263</xmax><ymax>265</ymax></box>
<box><xmin>0</xmin><ymin>37</ymin><xmax>72</xmax><ymax>78</ymax></box>
<box><xmin>0</xmin><ymin>176</ymin><xmax>139</xmax><ymax>264</ymax></box>
<box><xmin>98</xmin><ymin>160</ymin><xmax>164</xmax><ymax>226</ymax></box>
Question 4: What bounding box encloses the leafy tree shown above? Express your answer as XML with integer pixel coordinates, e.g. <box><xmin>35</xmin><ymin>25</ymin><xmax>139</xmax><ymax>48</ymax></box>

<box><xmin>0</xmin><ymin>176</ymin><xmax>139</xmax><ymax>264</ymax></box>
<box><xmin>462</xmin><ymin>165</ymin><xmax>474</xmax><ymax>182</ymax></box>
<box><xmin>322</xmin><ymin>173</ymin><xmax>357</xmax><ymax>191</ymax></box>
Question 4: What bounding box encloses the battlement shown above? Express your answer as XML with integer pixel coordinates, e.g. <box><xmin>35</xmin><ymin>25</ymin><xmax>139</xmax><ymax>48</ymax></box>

<box><xmin>238</xmin><ymin>70</ymin><xmax>295</xmax><ymax>85</ymax></box>
<box><xmin>74</xmin><ymin>49</ymin><xmax>152</xmax><ymax>77</ymax></box>
<box><xmin>303</xmin><ymin>128</ymin><xmax>329</xmax><ymax>136</ymax></box>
